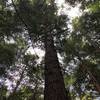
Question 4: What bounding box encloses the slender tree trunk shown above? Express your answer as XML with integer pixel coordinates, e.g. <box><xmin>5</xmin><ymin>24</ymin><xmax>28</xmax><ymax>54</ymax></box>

<box><xmin>44</xmin><ymin>33</ymin><xmax>69</xmax><ymax>100</ymax></box>
<box><xmin>7</xmin><ymin>68</ymin><xmax>25</xmax><ymax>100</ymax></box>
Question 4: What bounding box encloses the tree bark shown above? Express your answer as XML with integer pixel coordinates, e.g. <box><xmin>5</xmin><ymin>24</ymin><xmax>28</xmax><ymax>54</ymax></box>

<box><xmin>44</xmin><ymin>33</ymin><xmax>69</xmax><ymax>100</ymax></box>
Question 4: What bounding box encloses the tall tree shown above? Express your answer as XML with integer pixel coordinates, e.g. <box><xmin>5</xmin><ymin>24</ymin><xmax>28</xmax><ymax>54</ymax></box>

<box><xmin>10</xmin><ymin>0</ymin><xmax>69</xmax><ymax>100</ymax></box>
<box><xmin>63</xmin><ymin>0</ymin><xmax>100</xmax><ymax>99</ymax></box>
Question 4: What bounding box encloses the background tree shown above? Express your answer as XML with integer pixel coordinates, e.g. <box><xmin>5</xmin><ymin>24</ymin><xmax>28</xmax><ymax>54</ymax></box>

<box><xmin>62</xmin><ymin>0</ymin><xmax>100</xmax><ymax>99</ymax></box>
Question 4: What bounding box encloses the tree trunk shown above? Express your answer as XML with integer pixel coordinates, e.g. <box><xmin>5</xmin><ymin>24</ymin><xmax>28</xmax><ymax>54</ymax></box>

<box><xmin>44</xmin><ymin>33</ymin><xmax>69</xmax><ymax>100</ymax></box>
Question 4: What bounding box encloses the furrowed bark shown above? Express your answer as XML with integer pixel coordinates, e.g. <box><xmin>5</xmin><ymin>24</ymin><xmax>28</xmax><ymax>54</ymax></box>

<box><xmin>44</xmin><ymin>33</ymin><xmax>69</xmax><ymax>100</ymax></box>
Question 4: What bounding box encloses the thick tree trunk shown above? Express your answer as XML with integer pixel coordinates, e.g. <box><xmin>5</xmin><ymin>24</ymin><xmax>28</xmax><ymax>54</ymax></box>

<box><xmin>44</xmin><ymin>33</ymin><xmax>69</xmax><ymax>100</ymax></box>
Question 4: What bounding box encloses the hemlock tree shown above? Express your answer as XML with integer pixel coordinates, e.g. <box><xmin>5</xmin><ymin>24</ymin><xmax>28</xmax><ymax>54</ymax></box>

<box><xmin>72</xmin><ymin>0</ymin><xmax>100</xmax><ymax>94</ymax></box>
<box><xmin>16</xmin><ymin>0</ymin><xmax>69</xmax><ymax>99</ymax></box>
<box><xmin>1</xmin><ymin>0</ymin><xmax>69</xmax><ymax>100</ymax></box>
<box><xmin>63</xmin><ymin>0</ymin><xmax>100</xmax><ymax>99</ymax></box>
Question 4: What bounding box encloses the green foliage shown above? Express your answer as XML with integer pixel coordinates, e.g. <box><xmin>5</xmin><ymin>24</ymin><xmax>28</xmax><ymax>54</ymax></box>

<box><xmin>87</xmin><ymin>1</ymin><xmax>100</xmax><ymax>13</ymax></box>
<box><xmin>64</xmin><ymin>74</ymin><xmax>76</xmax><ymax>86</ymax></box>
<box><xmin>0</xmin><ymin>0</ymin><xmax>100</xmax><ymax>99</ymax></box>
<box><xmin>72</xmin><ymin>17</ymin><xmax>80</xmax><ymax>32</ymax></box>
<box><xmin>0</xmin><ymin>43</ymin><xmax>16</xmax><ymax>65</ymax></box>
<box><xmin>0</xmin><ymin>10</ymin><xmax>22</xmax><ymax>39</ymax></box>
<box><xmin>0</xmin><ymin>85</ymin><xmax>7</xmax><ymax>100</ymax></box>
<box><xmin>24</xmin><ymin>54</ymin><xmax>37</xmax><ymax>73</ymax></box>
<box><xmin>16</xmin><ymin>0</ymin><xmax>68</xmax><ymax>41</ymax></box>
<box><xmin>0</xmin><ymin>43</ymin><xmax>16</xmax><ymax>76</ymax></box>
<box><xmin>63</xmin><ymin>1</ymin><xmax>100</xmax><ymax>98</ymax></box>
<box><xmin>8</xmin><ymin>87</ymin><xmax>33</xmax><ymax>100</ymax></box>
<box><xmin>65</xmin><ymin>0</ymin><xmax>99</xmax><ymax>9</ymax></box>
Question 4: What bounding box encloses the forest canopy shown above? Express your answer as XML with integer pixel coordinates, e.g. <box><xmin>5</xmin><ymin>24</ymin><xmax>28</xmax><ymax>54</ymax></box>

<box><xmin>0</xmin><ymin>0</ymin><xmax>100</xmax><ymax>100</ymax></box>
